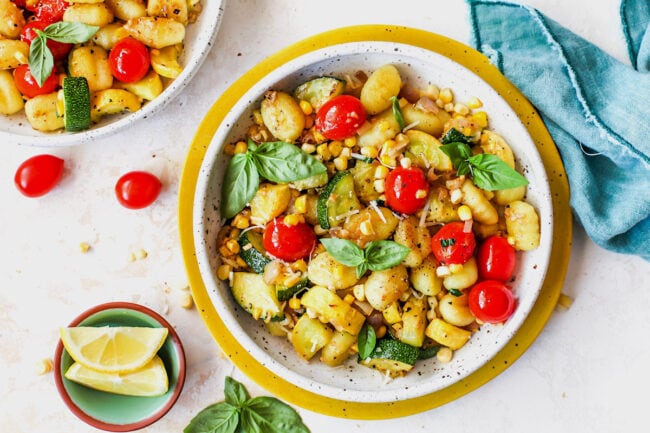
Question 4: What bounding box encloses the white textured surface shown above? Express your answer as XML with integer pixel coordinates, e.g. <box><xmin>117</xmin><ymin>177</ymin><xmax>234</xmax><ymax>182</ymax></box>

<box><xmin>1</xmin><ymin>1</ymin><xmax>649</xmax><ymax>432</ymax></box>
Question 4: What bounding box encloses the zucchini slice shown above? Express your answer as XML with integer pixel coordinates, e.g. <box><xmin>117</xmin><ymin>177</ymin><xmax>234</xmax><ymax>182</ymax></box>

<box><xmin>359</xmin><ymin>338</ymin><xmax>420</xmax><ymax>376</ymax></box>
<box><xmin>317</xmin><ymin>170</ymin><xmax>362</xmax><ymax>229</ymax></box>
<box><xmin>238</xmin><ymin>230</ymin><xmax>271</xmax><ymax>274</ymax></box>
<box><xmin>62</xmin><ymin>76</ymin><xmax>91</xmax><ymax>132</ymax></box>
<box><xmin>230</xmin><ymin>272</ymin><xmax>283</xmax><ymax>322</ymax></box>
<box><xmin>276</xmin><ymin>277</ymin><xmax>309</xmax><ymax>301</ymax></box>
<box><xmin>294</xmin><ymin>76</ymin><xmax>345</xmax><ymax>111</ymax></box>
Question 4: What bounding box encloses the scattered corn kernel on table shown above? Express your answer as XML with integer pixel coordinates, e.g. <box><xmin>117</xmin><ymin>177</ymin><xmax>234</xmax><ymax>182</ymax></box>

<box><xmin>2</xmin><ymin>1</ymin><xmax>649</xmax><ymax>432</ymax></box>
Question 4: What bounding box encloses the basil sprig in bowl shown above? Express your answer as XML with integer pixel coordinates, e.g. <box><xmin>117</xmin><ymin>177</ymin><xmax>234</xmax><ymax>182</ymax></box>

<box><xmin>181</xmin><ymin>30</ymin><xmax>555</xmax><ymax>413</ymax></box>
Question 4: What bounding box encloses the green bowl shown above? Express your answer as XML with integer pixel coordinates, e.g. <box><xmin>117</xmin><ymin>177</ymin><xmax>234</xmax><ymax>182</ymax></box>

<box><xmin>53</xmin><ymin>302</ymin><xmax>186</xmax><ymax>432</ymax></box>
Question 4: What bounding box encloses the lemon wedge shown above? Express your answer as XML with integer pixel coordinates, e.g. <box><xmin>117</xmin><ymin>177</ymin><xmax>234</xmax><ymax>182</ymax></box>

<box><xmin>60</xmin><ymin>326</ymin><xmax>169</xmax><ymax>374</ymax></box>
<box><xmin>65</xmin><ymin>355</ymin><xmax>169</xmax><ymax>397</ymax></box>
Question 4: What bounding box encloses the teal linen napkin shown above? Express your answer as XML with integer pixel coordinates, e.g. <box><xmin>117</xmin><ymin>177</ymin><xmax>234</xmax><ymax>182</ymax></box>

<box><xmin>467</xmin><ymin>0</ymin><xmax>650</xmax><ymax>261</ymax></box>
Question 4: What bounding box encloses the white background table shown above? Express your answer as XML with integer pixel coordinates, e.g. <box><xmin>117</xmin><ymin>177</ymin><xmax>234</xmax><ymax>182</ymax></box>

<box><xmin>2</xmin><ymin>1</ymin><xmax>649</xmax><ymax>432</ymax></box>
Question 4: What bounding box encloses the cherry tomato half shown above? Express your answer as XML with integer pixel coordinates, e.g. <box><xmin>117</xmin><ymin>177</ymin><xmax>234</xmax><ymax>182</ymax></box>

<box><xmin>115</xmin><ymin>171</ymin><xmax>162</xmax><ymax>209</ymax></box>
<box><xmin>315</xmin><ymin>95</ymin><xmax>366</xmax><ymax>140</ymax></box>
<box><xmin>431</xmin><ymin>221</ymin><xmax>476</xmax><ymax>265</ymax></box>
<box><xmin>477</xmin><ymin>236</ymin><xmax>516</xmax><ymax>282</ymax></box>
<box><xmin>28</xmin><ymin>0</ymin><xmax>70</xmax><ymax>24</ymax></box>
<box><xmin>13</xmin><ymin>64</ymin><xmax>59</xmax><ymax>98</ymax></box>
<box><xmin>263</xmin><ymin>217</ymin><xmax>316</xmax><ymax>262</ymax></box>
<box><xmin>14</xmin><ymin>154</ymin><xmax>64</xmax><ymax>198</ymax></box>
<box><xmin>108</xmin><ymin>38</ymin><xmax>151</xmax><ymax>83</ymax></box>
<box><xmin>384</xmin><ymin>166</ymin><xmax>429</xmax><ymax>215</ymax></box>
<box><xmin>21</xmin><ymin>21</ymin><xmax>72</xmax><ymax>60</ymax></box>
<box><xmin>468</xmin><ymin>280</ymin><xmax>516</xmax><ymax>324</ymax></box>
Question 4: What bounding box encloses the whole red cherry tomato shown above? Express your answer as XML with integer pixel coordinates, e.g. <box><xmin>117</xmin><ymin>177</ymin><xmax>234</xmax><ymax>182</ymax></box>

<box><xmin>115</xmin><ymin>171</ymin><xmax>162</xmax><ymax>209</ymax></box>
<box><xmin>28</xmin><ymin>0</ymin><xmax>70</xmax><ymax>23</ymax></box>
<box><xmin>21</xmin><ymin>21</ymin><xmax>72</xmax><ymax>60</ymax></box>
<box><xmin>384</xmin><ymin>166</ymin><xmax>429</xmax><ymax>214</ymax></box>
<box><xmin>431</xmin><ymin>221</ymin><xmax>476</xmax><ymax>265</ymax></box>
<box><xmin>315</xmin><ymin>95</ymin><xmax>366</xmax><ymax>140</ymax></box>
<box><xmin>263</xmin><ymin>217</ymin><xmax>316</xmax><ymax>262</ymax></box>
<box><xmin>108</xmin><ymin>38</ymin><xmax>151</xmax><ymax>83</ymax></box>
<box><xmin>468</xmin><ymin>280</ymin><xmax>516</xmax><ymax>324</ymax></box>
<box><xmin>13</xmin><ymin>64</ymin><xmax>59</xmax><ymax>98</ymax></box>
<box><xmin>14</xmin><ymin>154</ymin><xmax>64</xmax><ymax>197</ymax></box>
<box><xmin>477</xmin><ymin>236</ymin><xmax>516</xmax><ymax>282</ymax></box>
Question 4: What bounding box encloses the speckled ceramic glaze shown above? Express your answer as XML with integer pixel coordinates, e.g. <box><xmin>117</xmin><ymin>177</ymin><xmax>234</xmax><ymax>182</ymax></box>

<box><xmin>0</xmin><ymin>1</ymin><xmax>225</xmax><ymax>146</ymax></box>
<box><xmin>179</xmin><ymin>26</ymin><xmax>570</xmax><ymax>418</ymax></box>
<box><xmin>53</xmin><ymin>302</ymin><xmax>186</xmax><ymax>432</ymax></box>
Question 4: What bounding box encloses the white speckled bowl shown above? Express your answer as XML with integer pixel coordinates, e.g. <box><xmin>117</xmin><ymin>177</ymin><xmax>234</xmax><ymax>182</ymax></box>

<box><xmin>0</xmin><ymin>0</ymin><xmax>226</xmax><ymax>146</ymax></box>
<box><xmin>179</xmin><ymin>26</ymin><xmax>571</xmax><ymax>419</ymax></box>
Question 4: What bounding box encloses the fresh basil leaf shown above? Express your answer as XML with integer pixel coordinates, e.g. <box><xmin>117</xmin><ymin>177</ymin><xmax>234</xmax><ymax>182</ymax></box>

<box><xmin>390</xmin><ymin>96</ymin><xmax>405</xmax><ymax>130</ymax></box>
<box><xmin>355</xmin><ymin>261</ymin><xmax>369</xmax><ymax>279</ymax></box>
<box><xmin>320</xmin><ymin>238</ymin><xmax>365</xmax><ymax>267</ymax></box>
<box><xmin>440</xmin><ymin>142</ymin><xmax>473</xmax><ymax>169</ymax></box>
<box><xmin>224</xmin><ymin>376</ymin><xmax>249</xmax><ymax>408</ymax></box>
<box><xmin>468</xmin><ymin>153</ymin><xmax>529</xmax><ymax>190</ymax></box>
<box><xmin>28</xmin><ymin>32</ymin><xmax>53</xmax><ymax>87</ymax></box>
<box><xmin>44</xmin><ymin>21</ymin><xmax>99</xmax><ymax>44</ymax></box>
<box><xmin>242</xmin><ymin>397</ymin><xmax>310</xmax><ymax>433</ymax></box>
<box><xmin>251</xmin><ymin>141</ymin><xmax>326</xmax><ymax>183</ymax></box>
<box><xmin>222</xmin><ymin>153</ymin><xmax>259</xmax><ymax>219</ymax></box>
<box><xmin>357</xmin><ymin>323</ymin><xmax>376</xmax><ymax>360</ymax></box>
<box><xmin>441</xmin><ymin>127</ymin><xmax>474</xmax><ymax>144</ymax></box>
<box><xmin>364</xmin><ymin>240</ymin><xmax>411</xmax><ymax>271</ymax></box>
<box><xmin>448</xmin><ymin>288</ymin><xmax>462</xmax><ymax>296</ymax></box>
<box><xmin>183</xmin><ymin>402</ymin><xmax>239</xmax><ymax>433</ymax></box>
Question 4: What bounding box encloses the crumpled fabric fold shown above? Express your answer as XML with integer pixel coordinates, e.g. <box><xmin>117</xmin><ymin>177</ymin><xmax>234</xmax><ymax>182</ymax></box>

<box><xmin>467</xmin><ymin>0</ymin><xmax>650</xmax><ymax>260</ymax></box>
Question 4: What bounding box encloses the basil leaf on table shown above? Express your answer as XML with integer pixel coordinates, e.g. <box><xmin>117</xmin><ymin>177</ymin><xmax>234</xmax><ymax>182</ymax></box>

<box><xmin>357</xmin><ymin>322</ymin><xmax>377</xmax><ymax>360</ymax></box>
<box><xmin>184</xmin><ymin>376</ymin><xmax>310</xmax><ymax>433</ymax></box>
<box><xmin>221</xmin><ymin>141</ymin><xmax>326</xmax><ymax>218</ymax></box>
<box><xmin>222</xmin><ymin>153</ymin><xmax>259</xmax><ymax>219</ymax></box>
<box><xmin>29</xmin><ymin>22</ymin><xmax>98</xmax><ymax>86</ymax></box>
<box><xmin>440</xmin><ymin>141</ymin><xmax>529</xmax><ymax>191</ymax></box>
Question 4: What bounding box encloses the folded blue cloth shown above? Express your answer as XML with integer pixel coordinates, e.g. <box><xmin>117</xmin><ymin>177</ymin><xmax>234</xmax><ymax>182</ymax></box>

<box><xmin>467</xmin><ymin>0</ymin><xmax>650</xmax><ymax>261</ymax></box>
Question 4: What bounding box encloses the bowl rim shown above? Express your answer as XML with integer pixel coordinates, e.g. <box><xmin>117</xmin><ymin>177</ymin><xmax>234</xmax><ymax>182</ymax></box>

<box><xmin>0</xmin><ymin>0</ymin><xmax>226</xmax><ymax>147</ymax></box>
<box><xmin>53</xmin><ymin>301</ymin><xmax>186</xmax><ymax>432</ymax></box>
<box><xmin>178</xmin><ymin>25</ymin><xmax>572</xmax><ymax>419</ymax></box>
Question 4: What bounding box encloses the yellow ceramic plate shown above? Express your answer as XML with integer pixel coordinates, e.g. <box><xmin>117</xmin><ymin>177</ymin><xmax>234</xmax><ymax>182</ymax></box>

<box><xmin>178</xmin><ymin>25</ymin><xmax>571</xmax><ymax>419</ymax></box>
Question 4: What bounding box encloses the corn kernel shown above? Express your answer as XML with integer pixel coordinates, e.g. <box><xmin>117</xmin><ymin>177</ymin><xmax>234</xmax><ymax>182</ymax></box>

<box><xmin>556</xmin><ymin>293</ymin><xmax>574</xmax><ymax>311</ymax></box>
<box><xmin>253</xmin><ymin>109</ymin><xmax>263</xmax><ymax>125</ymax></box>
<box><xmin>316</xmin><ymin>143</ymin><xmax>331</xmax><ymax>160</ymax></box>
<box><xmin>329</xmin><ymin>140</ymin><xmax>343</xmax><ymax>157</ymax></box>
<box><xmin>444</xmin><ymin>102</ymin><xmax>454</xmax><ymax>112</ymax></box>
<box><xmin>291</xmin><ymin>259</ymin><xmax>307</xmax><ymax>273</ymax></box>
<box><xmin>283</xmin><ymin>214</ymin><xmax>305</xmax><ymax>226</ymax></box>
<box><xmin>458</xmin><ymin>204</ymin><xmax>473</xmax><ymax>221</ymax></box>
<box><xmin>374</xmin><ymin>165</ymin><xmax>389</xmax><ymax>179</ymax></box>
<box><xmin>344</xmin><ymin>137</ymin><xmax>357</xmax><ymax>147</ymax></box>
<box><xmin>376</xmin><ymin>325</ymin><xmax>387</xmax><ymax>339</ymax></box>
<box><xmin>360</xmin><ymin>220</ymin><xmax>375</xmax><ymax>236</ymax></box>
<box><xmin>289</xmin><ymin>297</ymin><xmax>302</xmax><ymax>310</ymax></box>
<box><xmin>225</xmin><ymin>239</ymin><xmax>240</xmax><ymax>254</ymax></box>
<box><xmin>436</xmin><ymin>265</ymin><xmax>451</xmax><ymax>277</ymax></box>
<box><xmin>472</xmin><ymin>111</ymin><xmax>488</xmax><ymax>128</ymax></box>
<box><xmin>299</xmin><ymin>100</ymin><xmax>313</xmax><ymax>115</ymax></box>
<box><xmin>439</xmin><ymin>87</ymin><xmax>454</xmax><ymax>104</ymax></box>
<box><xmin>437</xmin><ymin>347</ymin><xmax>453</xmax><ymax>363</ymax></box>
<box><xmin>234</xmin><ymin>141</ymin><xmax>248</xmax><ymax>154</ymax></box>
<box><xmin>294</xmin><ymin>195</ymin><xmax>307</xmax><ymax>214</ymax></box>
<box><xmin>380</xmin><ymin>154</ymin><xmax>396</xmax><ymax>167</ymax></box>
<box><xmin>35</xmin><ymin>358</ymin><xmax>53</xmax><ymax>375</ymax></box>
<box><xmin>449</xmin><ymin>263</ymin><xmax>464</xmax><ymax>274</ymax></box>
<box><xmin>219</xmin><ymin>245</ymin><xmax>232</xmax><ymax>257</ymax></box>
<box><xmin>467</xmin><ymin>97</ymin><xmax>483</xmax><ymax>109</ymax></box>
<box><xmin>229</xmin><ymin>228</ymin><xmax>241</xmax><ymax>239</ymax></box>
<box><xmin>333</xmin><ymin>156</ymin><xmax>348</xmax><ymax>171</ymax></box>
<box><xmin>312</xmin><ymin>129</ymin><xmax>327</xmax><ymax>143</ymax></box>
<box><xmin>421</xmin><ymin>84</ymin><xmax>440</xmax><ymax>100</ymax></box>
<box><xmin>235</xmin><ymin>256</ymin><xmax>247</xmax><ymax>268</ymax></box>
<box><xmin>180</xmin><ymin>292</ymin><xmax>193</xmax><ymax>309</ymax></box>
<box><xmin>217</xmin><ymin>264</ymin><xmax>232</xmax><ymax>280</ymax></box>
<box><xmin>373</xmin><ymin>179</ymin><xmax>386</xmax><ymax>193</ymax></box>
<box><xmin>79</xmin><ymin>242</ymin><xmax>91</xmax><ymax>253</ymax></box>
<box><xmin>426</xmin><ymin>308</ymin><xmax>437</xmax><ymax>321</ymax></box>
<box><xmin>135</xmin><ymin>248</ymin><xmax>147</xmax><ymax>260</ymax></box>
<box><xmin>232</xmin><ymin>214</ymin><xmax>250</xmax><ymax>229</ymax></box>
<box><xmin>360</xmin><ymin>146</ymin><xmax>379</xmax><ymax>159</ymax></box>
<box><xmin>454</xmin><ymin>103</ymin><xmax>470</xmax><ymax>115</ymax></box>
<box><xmin>340</xmin><ymin>147</ymin><xmax>351</xmax><ymax>158</ymax></box>
<box><xmin>301</xmin><ymin>143</ymin><xmax>316</xmax><ymax>154</ymax></box>
<box><xmin>343</xmin><ymin>294</ymin><xmax>355</xmax><ymax>305</ymax></box>
<box><xmin>415</xmin><ymin>189</ymin><xmax>427</xmax><ymax>199</ymax></box>
<box><xmin>435</xmin><ymin>98</ymin><xmax>445</xmax><ymax>108</ymax></box>
<box><xmin>224</xmin><ymin>143</ymin><xmax>236</xmax><ymax>155</ymax></box>
<box><xmin>450</xmin><ymin>188</ymin><xmax>463</xmax><ymax>204</ymax></box>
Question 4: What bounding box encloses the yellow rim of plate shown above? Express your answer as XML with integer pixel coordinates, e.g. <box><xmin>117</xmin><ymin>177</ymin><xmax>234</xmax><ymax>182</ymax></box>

<box><xmin>178</xmin><ymin>25</ymin><xmax>572</xmax><ymax>419</ymax></box>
